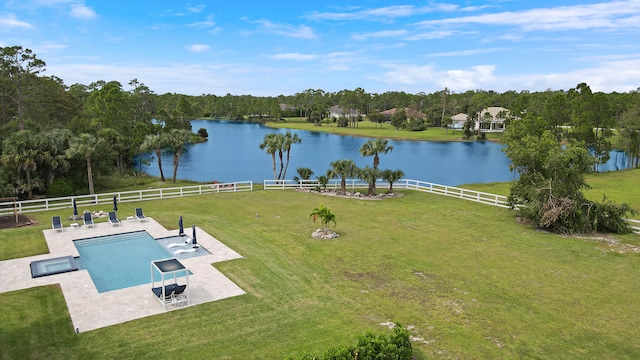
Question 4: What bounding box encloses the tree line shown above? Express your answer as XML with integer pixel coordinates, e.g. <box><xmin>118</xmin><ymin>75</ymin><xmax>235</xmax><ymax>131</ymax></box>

<box><xmin>1</xmin><ymin>45</ymin><xmax>639</xmax><ymax>200</ymax></box>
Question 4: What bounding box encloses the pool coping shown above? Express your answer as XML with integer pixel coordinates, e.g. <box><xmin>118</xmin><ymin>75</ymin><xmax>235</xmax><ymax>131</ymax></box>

<box><xmin>0</xmin><ymin>217</ymin><xmax>245</xmax><ymax>332</ymax></box>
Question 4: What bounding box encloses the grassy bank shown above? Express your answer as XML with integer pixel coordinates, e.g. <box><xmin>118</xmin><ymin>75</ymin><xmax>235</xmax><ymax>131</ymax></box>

<box><xmin>1</xmin><ymin>180</ymin><xmax>639</xmax><ymax>358</ymax></box>
<box><xmin>265</xmin><ymin>119</ymin><xmax>504</xmax><ymax>142</ymax></box>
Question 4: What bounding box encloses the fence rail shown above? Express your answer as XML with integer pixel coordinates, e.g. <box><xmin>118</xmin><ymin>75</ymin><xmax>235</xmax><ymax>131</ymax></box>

<box><xmin>2</xmin><ymin>178</ymin><xmax>637</xmax><ymax>234</ymax></box>
<box><xmin>624</xmin><ymin>218</ymin><xmax>640</xmax><ymax>234</ymax></box>
<box><xmin>0</xmin><ymin>181</ymin><xmax>253</xmax><ymax>216</ymax></box>
<box><xmin>264</xmin><ymin>178</ymin><xmax>509</xmax><ymax>208</ymax></box>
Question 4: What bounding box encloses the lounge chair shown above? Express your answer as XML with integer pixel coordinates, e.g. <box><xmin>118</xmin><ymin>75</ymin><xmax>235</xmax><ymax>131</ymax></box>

<box><xmin>152</xmin><ymin>286</ymin><xmax>175</xmax><ymax>305</ymax></box>
<box><xmin>83</xmin><ymin>212</ymin><xmax>95</xmax><ymax>228</ymax></box>
<box><xmin>52</xmin><ymin>216</ymin><xmax>64</xmax><ymax>232</ymax></box>
<box><xmin>135</xmin><ymin>208</ymin><xmax>147</xmax><ymax>222</ymax></box>
<box><xmin>108</xmin><ymin>211</ymin><xmax>121</xmax><ymax>227</ymax></box>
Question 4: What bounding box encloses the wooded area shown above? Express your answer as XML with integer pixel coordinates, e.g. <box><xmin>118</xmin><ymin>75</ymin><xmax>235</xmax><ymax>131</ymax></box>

<box><xmin>1</xmin><ymin>45</ymin><xmax>639</xmax><ymax>200</ymax></box>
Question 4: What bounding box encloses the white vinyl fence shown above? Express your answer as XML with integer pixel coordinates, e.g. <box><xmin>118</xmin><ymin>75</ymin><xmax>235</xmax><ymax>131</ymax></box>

<box><xmin>0</xmin><ymin>181</ymin><xmax>252</xmax><ymax>216</ymax></box>
<box><xmin>264</xmin><ymin>178</ymin><xmax>509</xmax><ymax>208</ymax></box>
<box><xmin>2</xmin><ymin>178</ymin><xmax>638</xmax><ymax>234</ymax></box>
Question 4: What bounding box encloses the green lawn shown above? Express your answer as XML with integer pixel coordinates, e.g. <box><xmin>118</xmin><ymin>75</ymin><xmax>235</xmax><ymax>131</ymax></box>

<box><xmin>1</xmin><ymin>181</ymin><xmax>639</xmax><ymax>358</ymax></box>
<box><xmin>265</xmin><ymin>119</ymin><xmax>504</xmax><ymax>142</ymax></box>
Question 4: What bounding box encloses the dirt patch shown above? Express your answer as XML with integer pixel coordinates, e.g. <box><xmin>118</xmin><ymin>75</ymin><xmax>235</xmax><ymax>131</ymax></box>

<box><xmin>0</xmin><ymin>214</ymin><xmax>36</xmax><ymax>229</ymax></box>
<box><xmin>578</xmin><ymin>234</ymin><xmax>640</xmax><ymax>254</ymax></box>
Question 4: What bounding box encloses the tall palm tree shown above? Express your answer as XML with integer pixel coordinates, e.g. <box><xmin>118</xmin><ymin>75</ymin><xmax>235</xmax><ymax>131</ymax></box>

<box><xmin>359</xmin><ymin>138</ymin><xmax>394</xmax><ymax>169</ymax></box>
<box><xmin>281</xmin><ymin>131</ymin><xmax>302</xmax><ymax>180</ymax></box>
<box><xmin>167</xmin><ymin>129</ymin><xmax>194</xmax><ymax>182</ymax></box>
<box><xmin>67</xmin><ymin>133</ymin><xmax>103</xmax><ymax>195</ymax></box>
<box><xmin>328</xmin><ymin>159</ymin><xmax>358</xmax><ymax>193</ymax></box>
<box><xmin>1</xmin><ymin>131</ymin><xmax>40</xmax><ymax>198</ymax></box>
<box><xmin>381</xmin><ymin>169</ymin><xmax>405</xmax><ymax>193</ymax></box>
<box><xmin>259</xmin><ymin>133</ymin><xmax>279</xmax><ymax>180</ymax></box>
<box><xmin>140</xmin><ymin>133</ymin><xmax>170</xmax><ymax>182</ymax></box>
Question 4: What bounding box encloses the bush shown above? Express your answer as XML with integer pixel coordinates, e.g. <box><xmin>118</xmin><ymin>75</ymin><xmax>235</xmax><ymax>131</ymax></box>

<box><xmin>46</xmin><ymin>178</ymin><xmax>75</xmax><ymax>198</ymax></box>
<box><xmin>286</xmin><ymin>323</ymin><xmax>412</xmax><ymax>360</ymax></box>
<box><xmin>197</xmin><ymin>128</ymin><xmax>209</xmax><ymax>138</ymax></box>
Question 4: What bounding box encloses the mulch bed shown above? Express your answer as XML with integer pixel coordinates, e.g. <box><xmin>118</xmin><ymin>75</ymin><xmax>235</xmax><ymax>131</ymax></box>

<box><xmin>0</xmin><ymin>214</ymin><xmax>36</xmax><ymax>229</ymax></box>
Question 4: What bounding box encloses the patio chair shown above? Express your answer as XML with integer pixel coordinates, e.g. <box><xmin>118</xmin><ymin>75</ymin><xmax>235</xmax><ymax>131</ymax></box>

<box><xmin>172</xmin><ymin>284</ymin><xmax>188</xmax><ymax>306</ymax></box>
<box><xmin>108</xmin><ymin>211</ymin><xmax>121</xmax><ymax>227</ymax></box>
<box><xmin>135</xmin><ymin>208</ymin><xmax>147</xmax><ymax>222</ymax></box>
<box><xmin>152</xmin><ymin>286</ymin><xmax>175</xmax><ymax>305</ymax></box>
<box><xmin>83</xmin><ymin>212</ymin><xmax>95</xmax><ymax>228</ymax></box>
<box><xmin>52</xmin><ymin>216</ymin><xmax>64</xmax><ymax>232</ymax></box>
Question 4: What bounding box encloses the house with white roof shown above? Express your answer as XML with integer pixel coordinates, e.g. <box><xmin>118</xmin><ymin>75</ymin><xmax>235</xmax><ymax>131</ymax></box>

<box><xmin>449</xmin><ymin>106</ymin><xmax>511</xmax><ymax>132</ymax></box>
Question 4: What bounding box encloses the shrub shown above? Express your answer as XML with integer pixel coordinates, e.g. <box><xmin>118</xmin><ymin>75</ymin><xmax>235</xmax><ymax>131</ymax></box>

<box><xmin>197</xmin><ymin>128</ymin><xmax>209</xmax><ymax>138</ymax></box>
<box><xmin>46</xmin><ymin>178</ymin><xmax>75</xmax><ymax>197</ymax></box>
<box><xmin>286</xmin><ymin>323</ymin><xmax>412</xmax><ymax>360</ymax></box>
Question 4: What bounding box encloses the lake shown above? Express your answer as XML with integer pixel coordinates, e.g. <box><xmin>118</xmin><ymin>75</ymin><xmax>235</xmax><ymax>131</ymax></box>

<box><xmin>138</xmin><ymin>120</ymin><xmax>628</xmax><ymax>186</ymax></box>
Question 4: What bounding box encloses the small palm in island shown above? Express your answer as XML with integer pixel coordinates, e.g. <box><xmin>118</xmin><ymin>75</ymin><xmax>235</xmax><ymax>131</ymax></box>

<box><xmin>310</xmin><ymin>204</ymin><xmax>337</xmax><ymax>239</ymax></box>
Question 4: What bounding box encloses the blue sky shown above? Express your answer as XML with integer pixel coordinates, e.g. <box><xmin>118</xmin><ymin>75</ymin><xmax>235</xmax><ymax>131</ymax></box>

<box><xmin>1</xmin><ymin>0</ymin><xmax>639</xmax><ymax>96</ymax></box>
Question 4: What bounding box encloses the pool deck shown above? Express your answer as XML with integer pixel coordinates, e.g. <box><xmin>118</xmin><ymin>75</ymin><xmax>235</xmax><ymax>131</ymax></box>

<box><xmin>0</xmin><ymin>217</ymin><xmax>245</xmax><ymax>332</ymax></box>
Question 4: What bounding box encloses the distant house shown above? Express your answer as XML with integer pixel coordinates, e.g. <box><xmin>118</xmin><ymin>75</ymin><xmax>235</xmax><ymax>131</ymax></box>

<box><xmin>477</xmin><ymin>107</ymin><xmax>511</xmax><ymax>132</ymax></box>
<box><xmin>329</xmin><ymin>105</ymin><xmax>360</xmax><ymax>118</ymax></box>
<box><xmin>450</xmin><ymin>113</ymin><xmax>468</xmax><ymax>129</ymax></box>
<box><xmin>449</xmin><ymin>107</ymin><xmax>511</xmax><ymax>132</ymax></box>
<box><xmin>379</xmin><ymin>108</ymin><xmax>427</xmax><ymax>121</ymax></box>
<box><xmin>279</xmin><ymin>103</ymin><xmax>296</xmax><ymax>112</ymax></box>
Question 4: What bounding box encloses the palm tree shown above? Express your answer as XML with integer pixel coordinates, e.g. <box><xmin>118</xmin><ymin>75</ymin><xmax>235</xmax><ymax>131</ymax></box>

<box><xmin>358</xmin><ymin>165</ymin><xmax>381</xmax><ymax>196</ymax></box>
<box><xmin>259</xmin><ymin>133</ymin><xmax>280</xmax><ymax>180</ymax></box>
<box><xmin>381</xmin><ymin>169</ymin><xmax>405</xmax><ymax>193</ymax></box>
<box><xmin>327</xmin><ymin>159</ymin><xmax>358</xmax><ymax>193</ymax></box>
<box><xmin>281</xmin><ymin>131</ymin><xmax>302</xmax><ymax>180</ymax></box>
<box><xmin>359</xmin><ymin>138</ymin><xmax>394</xmax><ymax>169</ymax></box>
<box><xmin>67</xmin><ymin>133</ymin><xmax>103</xmax><ymax>195</ymax></box>
<box><xmin>316</xmin><ymin>175</ymin><xmax>329</xmax><ymax>191</ymax></box>
<box><xmin>1</xmin><ymin>131</ymin><xmax>40</xmax><ymax>198</ymax></box>
<box><xmin>167</xmin><ymin>129</ymin><xmax>194</xmax><ymax>182</ymax></box>
<box><xmin>140</xmin><ymin>133</ymin><xmax>170</xmax><ymax>182</ymax></box>
<box><xmin>310</xmin><ymin>204</ymin><xmax>336</xmax><ymax>233</ymax></box>
<box><xmin>293</xmin><ymin>167</ymin><xmax>314</xmax><ymax>183</ymax></box>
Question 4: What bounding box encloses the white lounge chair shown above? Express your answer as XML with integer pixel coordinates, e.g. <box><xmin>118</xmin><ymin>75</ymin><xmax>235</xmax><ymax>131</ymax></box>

<box><xmin>135</xmin><ymin>208</ymin><xmax>147</xmax><ymax>222</ymax></box>
<box><xmin>108</xmin><ymin>211</ymin><xmax>121</xmax><ymax>227</ymax></box>
<box><xmin>52</xmin><ymin>216</ymin><xmax>64</xmax><ymax>232</ymax></box>
<box><xmin>83</xmin><ymin>212</ymin><xmax>95</xmax><ymax>228</ymax></box>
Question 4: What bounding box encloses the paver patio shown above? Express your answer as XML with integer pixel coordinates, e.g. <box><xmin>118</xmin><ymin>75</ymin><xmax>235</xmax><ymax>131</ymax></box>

<box><xmin>0</xmin><ymin>217</ymin><xmax>245</xmax><ymax>332</ymax></box>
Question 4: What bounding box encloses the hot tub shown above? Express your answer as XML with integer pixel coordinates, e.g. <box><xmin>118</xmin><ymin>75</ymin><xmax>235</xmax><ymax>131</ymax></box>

<box><xmin>30</xmin><ymin>256</ymin><xmax>79</xmax><ymax>278</ymax></box>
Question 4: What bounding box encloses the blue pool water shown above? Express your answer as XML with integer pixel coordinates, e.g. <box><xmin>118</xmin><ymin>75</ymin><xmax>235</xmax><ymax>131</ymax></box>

<box><xmin>74</xmin><ymin>231</ymin><xmax>206</xmax><ymax>293</ymax></box>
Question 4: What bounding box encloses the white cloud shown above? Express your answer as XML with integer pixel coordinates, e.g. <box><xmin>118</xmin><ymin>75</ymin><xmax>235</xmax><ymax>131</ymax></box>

<box><xmin>0</xmin><ymin>13</ymin><xmax>32</xmax><ymax>29</ymax></box>
<box><xmin>304</xmin><ymin>5</ymin><xmax>441</xmax><ymax>21</ymax></box>
<box><xmin>253</xmin><ymin>19</ymin><xmax>317</xmax><ymax>39</ymax></box>
<box><xmin>429</xmin><ymin>48</ymin><xmax>506</xmax><ymax>57</ymax></box>
<box><xmin>69</xmin><ymin>3</ymin><xmax>97</xmax><ymax>20</ymax></box>
<box><xmin>417</xmin><ymin>0</ymin><xmax>640</xmax><ymax>32</ymax></box>
<box><xmin>351</xmin><ymin>30</ymin><xmax>408</xmax><ymax>41</ymax></box>
<box><xmin>406</xmin><ymin>30</ymin><xmax>455</xmax><ymax>40</ymax></box>
<box><xmin>271</xmin><ymin>53</ymin><xmax>319</xmax><ymax>60</ymax></box>
<box><xmin>186</xmin><ymin>44</ymin><xmax>210</xmax><ymax>52</ymax></box>
<box><xmin>187</xmin><ymin>5</ymin><xmax>205</xmax><ymax>13</ymax></box>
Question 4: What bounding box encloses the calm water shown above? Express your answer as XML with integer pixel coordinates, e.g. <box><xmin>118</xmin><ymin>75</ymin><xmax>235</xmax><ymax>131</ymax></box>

<box><xmin>138</xmin><ymin>120</ymin><xmax>627</xmax><ymax>186</ymax></box>
<box><xmin>75</xmin><ymin>231</ymin><xmax>201</xmax><ymax>293</ymax></box>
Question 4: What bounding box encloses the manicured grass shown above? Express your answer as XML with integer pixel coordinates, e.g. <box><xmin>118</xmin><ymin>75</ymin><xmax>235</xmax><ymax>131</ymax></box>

<box><xmin>1</xmin><ymin>186</ymin><xmax>640</xmax><ymax>359</ymax></box>
<box><xmin>265</xmin><ymin>120</ymin><xmax>504</xmax><ymax>142</ymax></box>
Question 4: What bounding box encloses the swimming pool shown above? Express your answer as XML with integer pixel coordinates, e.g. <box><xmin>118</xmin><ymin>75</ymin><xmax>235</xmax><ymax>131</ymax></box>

<box><xmin>74</xmin><ymin>231</ymin><xmax>209</xmax><ymax>293</ymax></box>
